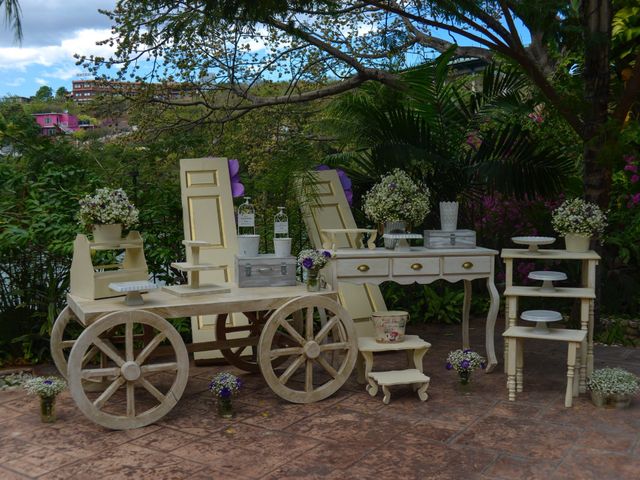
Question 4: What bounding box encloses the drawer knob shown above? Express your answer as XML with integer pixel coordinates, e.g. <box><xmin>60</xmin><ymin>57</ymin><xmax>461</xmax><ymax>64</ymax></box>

<box><xmin>462</xmin><ymin>261</ymin><xmax>474</xmax><ymax>269</ymax></box>
<box><xmin>410</xmin><ymin>263</ymin><xmax>423</xmax><ymax>271</ymax></box>
<box><xmin>357</xmin><ymin>264</ymin><xmax>370</xmax><ymax>272</ymax></box>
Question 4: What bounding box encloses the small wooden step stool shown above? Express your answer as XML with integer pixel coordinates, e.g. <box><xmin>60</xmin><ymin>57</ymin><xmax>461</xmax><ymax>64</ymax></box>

<box><xmin>367</xmin><ymin>369</ymin><xmax>430</xmax><ymax>404</ymax></box>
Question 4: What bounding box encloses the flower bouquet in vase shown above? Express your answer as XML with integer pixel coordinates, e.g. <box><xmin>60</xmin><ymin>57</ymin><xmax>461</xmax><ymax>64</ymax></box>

<box><xmin>23</xmin><ymin>376</ymin><xmax>67</xmax><ymax>423</ymax></box>
<box><xmin>446</xmin><ymin>349</ymin><xmax>485</xmax><ymax>394</ymax></box>
<box><xmin>78</xmin><ymin>187</ymin><xmax>139</xmax><ymax>242</ymax></box>
<box><xmin>298</xmin><ymin>249</ymin><xmax>332</xmax><ymax>291</ymax></box>
<box><xmin>551</xmin><ymin>198</ymin><xmax>607</xmax><ymax>252</ymax></box>
<box><xmin>208</xmin><ymin>372</ymin><xmax>243</xmax><ymax>418</ymax></box>
<box><xmin>363</xmin><ymin>169</ymin><xmax>431</xmax><ymax>249</ymax></box>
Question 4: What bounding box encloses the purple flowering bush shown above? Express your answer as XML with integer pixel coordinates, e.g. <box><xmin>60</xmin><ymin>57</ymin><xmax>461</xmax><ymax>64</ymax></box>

<box><xmin>446</xmin><ymin>349</ymin><xmax>485</xmax><ymax>384</ymax></box>
<box><xmin>208</xmin><ymin>372</ymin><xmax>242</xmax><ymax>399</ymax></box>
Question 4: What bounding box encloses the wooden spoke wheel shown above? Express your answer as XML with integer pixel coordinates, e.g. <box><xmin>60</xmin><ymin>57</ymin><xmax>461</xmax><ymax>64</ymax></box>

<box><xmin>258</xmin><ymin>295</ymin><xmax>357</xmax><ymax>403</ymax></box>
<box><xmin>51</xmin><ymin>306</ymin><xmax>97</xmax><ymax>380</ymax></box>
<box><xmin>68</xmin><ymin>310</ymin><xmax>189</xmax><ymax>430</ymax></box>
<box><xmin>216</xmin><ymin>311</ymin><xmax>294</xmax><ymax>373</ymax></box>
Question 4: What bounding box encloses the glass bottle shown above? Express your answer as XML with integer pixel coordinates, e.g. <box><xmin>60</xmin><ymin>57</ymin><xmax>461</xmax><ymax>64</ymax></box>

<box><xmin>274</xmin><ymin>207</ymin><xmax>289</xmax><ymax>238</ymax></box>
<box><xmin>237</xmin><ymin>197</ymin><xmax>255</xmax><ymax>235</ymax></box>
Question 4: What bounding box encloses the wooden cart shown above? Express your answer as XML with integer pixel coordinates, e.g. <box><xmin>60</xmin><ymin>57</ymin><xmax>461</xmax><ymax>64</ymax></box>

<box><xmin>50</xmin><ymin>285</ymin><xmax>357</xmax><ymax>430</ymax></box>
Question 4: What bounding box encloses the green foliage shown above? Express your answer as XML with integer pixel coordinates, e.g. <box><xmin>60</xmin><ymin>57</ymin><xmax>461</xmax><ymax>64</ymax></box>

<box><xmin>34</xmin><ymin>86</ymin><xmax>53</xmax><ymax>101</ymax></box>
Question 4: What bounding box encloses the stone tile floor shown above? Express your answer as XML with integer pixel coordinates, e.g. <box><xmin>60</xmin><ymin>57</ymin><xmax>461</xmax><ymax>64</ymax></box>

<box><xmin>0</xmin><ymin>321</ymin><xmax>638</xmax><ymax>479</ymax></box>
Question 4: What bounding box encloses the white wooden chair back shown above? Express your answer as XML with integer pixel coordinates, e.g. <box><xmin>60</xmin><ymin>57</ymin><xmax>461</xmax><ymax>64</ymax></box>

<box><xmin>179</xmin><ymin>157</ymin><xmax>247</xmax><ymax>361</ymax></box>
<box><xmin>299</xmin><ymin>170</ymin><xmax>387</xmax><ymax>336</ymax></box>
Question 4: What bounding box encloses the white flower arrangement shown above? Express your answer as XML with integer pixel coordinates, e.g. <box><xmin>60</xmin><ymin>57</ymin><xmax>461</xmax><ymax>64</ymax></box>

<box><xmin>446</xmin><ymin>349</ymin><xmax>486</xmax><ymax>375</ymax></box>
<box><xmin>23</xmin><ymin>376</ymin><xmax>67</xmax><ymax>398</ymax></box>
<box><xmin>588</xmin><ymin>368</ymin><xmax>639</xmax><ymax>396</ymax></box>
<box><xmin>78</xmin><ymin>187</ymin><xmax>139</xmax><ymax>230</ymax></box>
<box><xmin>208</xmin><ymin>372</ymin><xmax>243</xmax><ymax>399</ymax></box>
<box><xmin>298</xmin><ymin>249</ymin><xmax>332</xmax><ymax>272</ymax></box>
<box><xmin>363</xmin><ymin>169</ymin><xmax>431</xmax><ymax>225</ymax></box>
<box><xmin>551</xmin><ymin>198</ymin><xmax>607</xmax><ymax>237</ymax></box>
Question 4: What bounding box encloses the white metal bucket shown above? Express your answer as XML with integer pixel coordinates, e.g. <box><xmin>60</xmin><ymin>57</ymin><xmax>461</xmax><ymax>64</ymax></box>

<box><xmin>238</xmin><ymin>234</ymin><xmax>260</xmax><ymax>257</ymax></box>
<box><xmin>273</xmin><ymin>238</ymin><xmax>292</xmax><ymax>257</ymax></box>
<box><xmin>371</xmin><ymin>310</ymin><xmax>408</xmax><ymax>343</ymax></box>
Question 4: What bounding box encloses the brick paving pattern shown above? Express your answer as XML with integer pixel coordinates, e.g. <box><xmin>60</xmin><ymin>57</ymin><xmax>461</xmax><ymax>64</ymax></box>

<box><xmin>0</xmin><ymin>321</ymin><xmax>638</xmax><ymax>479</ymax></box>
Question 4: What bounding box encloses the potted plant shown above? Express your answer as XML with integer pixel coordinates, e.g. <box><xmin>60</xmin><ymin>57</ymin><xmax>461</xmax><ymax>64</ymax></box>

<box><xmin>298</xmin><ymin>249</ymin><xmax>332</xmax><ymax>291</ymax></box>
<box><xmin>23</xmin><ymin>376</ymin><xmax>67</xmax><ymax>423</ymax></box>
<box><xmin>363</xmin><ymin>169</ymin><xmax>431</xmax><ymax>248</ymax></box>
<box><xmin>208</xmin><ymin>372</ymin><xmax>243</xmax><ymax>418</ymax></box>
<box><xmin>551</xmin><ymin>198</ymin><xmax>607</xmax><ymax>252</ymax></box>
<box><xmin>587</xmin><ymin>367</ymin><xmax>639</xmax><ymax>408</ymax></box>
<box><xmin>78</xmin><ymin>187</ymin><xmax>139</xmax><ymax>242</ymax></box>
<box><xmin>446</xmin><ymin>349</ymin><xmax>486</xmax><ymax>393</ymax></box>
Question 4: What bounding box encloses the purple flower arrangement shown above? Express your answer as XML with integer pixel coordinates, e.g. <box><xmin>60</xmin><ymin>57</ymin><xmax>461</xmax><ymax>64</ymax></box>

<box><xmin>297</xmin><ymin>249</ymin><xmax>332</xmax><ymax>273</ymax></box>
<box><xmin>208</xmin><ymin>372</ymin><xmax>242</xmax><ymax>399</ymax></box>
<box><xmin>446</xmin><ymin>349</ymin><xmax>486</xmax><ymax>384</ymax></box>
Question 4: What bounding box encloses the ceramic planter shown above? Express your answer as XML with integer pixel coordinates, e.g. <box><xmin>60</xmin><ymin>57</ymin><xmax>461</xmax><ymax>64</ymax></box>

<box><xmin>564</xmin><ymin>234</ymin><xmax>591</xmax><ymax>253</ymax></box>
<box><xmin>590</xmin><ymin>390</ymin><xmax>633</xmax><ymax>408</ymax></box>
<box><xmin>439</xmin><ymin>201</ymin><xmax>459</xmax><ymax>232</ymax></box>
<box><xmin>92</xmin><ymin>224</ymin><xmax>122</xmax><ymax>243</ymax></box>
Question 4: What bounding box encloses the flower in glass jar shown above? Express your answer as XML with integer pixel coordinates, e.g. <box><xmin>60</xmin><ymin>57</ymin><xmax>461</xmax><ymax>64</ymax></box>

<box><xmin>23</xmin><ymin>376</ymin><xmax>66</xmax><ymax>398</ymax></box>
<box><xmin>297</xmin><ymin>249</ymin><xmax>332</xmax><ymax>272</ymax></box>
<box><xmin>208</xmin><ymin>372</ymin><xmax>242</xmax><ymax>399</ymax></box>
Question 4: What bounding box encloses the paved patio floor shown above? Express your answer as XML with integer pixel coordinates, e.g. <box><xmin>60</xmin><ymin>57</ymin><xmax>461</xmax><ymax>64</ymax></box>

<box><xmin>1</xmin><ymin>320</ymin><xmax>639</xmax><ymax>479</ymax></box>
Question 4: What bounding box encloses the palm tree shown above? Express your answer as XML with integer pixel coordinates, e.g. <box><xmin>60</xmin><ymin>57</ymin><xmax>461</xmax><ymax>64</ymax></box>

<box><xmin>321</xmin><ymin>52</ymin><xmax>576</xmax><ymax>216</ymax></box>
<box><xmin>1</xmin><ymin>0</ymin><xmax>22</xmax><ymax>42</ymax></box>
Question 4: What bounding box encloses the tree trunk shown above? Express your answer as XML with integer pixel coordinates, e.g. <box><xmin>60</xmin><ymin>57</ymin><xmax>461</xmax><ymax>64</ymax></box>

<box><xmin>582</xmin><ymin>0</ymin><xmax>612</xmax><ymax>207</ymax></box>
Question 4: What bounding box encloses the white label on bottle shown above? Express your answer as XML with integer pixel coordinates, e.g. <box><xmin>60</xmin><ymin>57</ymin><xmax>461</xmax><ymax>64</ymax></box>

<box><xmin>274</xmin><ymin>221</ymin><xmax>288</xmax><ymax>234</ymax></box>
<box><xmin>238</xmin><ymin>213</ymin><xmax>255</xmax><ymax>227</ymax></box>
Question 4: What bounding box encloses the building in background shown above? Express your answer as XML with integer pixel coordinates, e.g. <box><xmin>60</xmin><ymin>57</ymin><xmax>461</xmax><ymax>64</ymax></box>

<box><xmin>32</xmin><ymin>112</ymin><xmax>79</xmax><ymax>135</ymax></box>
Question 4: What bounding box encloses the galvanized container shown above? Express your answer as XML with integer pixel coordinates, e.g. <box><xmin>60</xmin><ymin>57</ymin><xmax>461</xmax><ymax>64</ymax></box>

<box><xmin>235</xmin><ymin>254</ymin><xmax>297</xmax><ymax>288</ymax></box>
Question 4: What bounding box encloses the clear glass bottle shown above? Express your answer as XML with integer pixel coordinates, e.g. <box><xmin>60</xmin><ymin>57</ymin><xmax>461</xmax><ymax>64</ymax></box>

<box><xmin>237</xmin><ymin>197</ymin><xmax>255</xmax><ymax>235</ymax></box>
<box><xmin>274</xmin><ymin>207</ymin><xmax>289</xmax><ymax>238</ymax></box>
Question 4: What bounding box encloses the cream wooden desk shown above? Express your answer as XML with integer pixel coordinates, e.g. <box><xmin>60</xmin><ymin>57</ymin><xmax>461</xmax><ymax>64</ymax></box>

<box><xmin>325</xmin><ymin>247</ymin><xmax>500</xmax><ymax>372</ymax></box>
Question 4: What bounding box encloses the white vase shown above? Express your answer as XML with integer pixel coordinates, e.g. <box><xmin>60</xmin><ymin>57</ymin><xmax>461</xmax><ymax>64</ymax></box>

<box><xmin>273</xmin><ymin>238</ymin><xmax>292</xmax><ymax>257</ymax></box>
<box><xmin>564</xmin><ymin>234</ymin><xmax>591</xmax><ymax>253</ymax></box>
<box><xmin>92</xmin><ymin>224</ymin><xmax>122</xmax><ymax>243</ymax></box>
<box><xmin>238</xmin><ymin>234</ymin><xmax>260</xmax><ymax>257</ymax></box>
<box><xmin>439</xmin><ymin>201</ymin><xmax>459</xmax><ymax>232</ymax></box>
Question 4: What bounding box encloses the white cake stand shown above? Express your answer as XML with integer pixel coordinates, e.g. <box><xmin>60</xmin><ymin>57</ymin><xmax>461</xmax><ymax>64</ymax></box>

<box><xmin>528</xmin><ymin>271</ymin><xmax>568</xmax><ymax>292</ymax></box>
<box><xmin>109</xmin><ymin>281</ymin><xmax>158</xmax><ymax>306</ymax></box>
<box><xmin>382</xmin><ymin>233</ymin><xmax>423</xmax><ymax>251</ymax></box>
<box><xmin>520</xmin><ymin>310</ymin><xmax>563</xmax><ymax>333</ymax></box>
<box><xmin>511</xmin><ymin>236</ymin><xmax>556</xmax><ymax>252</ymax></box>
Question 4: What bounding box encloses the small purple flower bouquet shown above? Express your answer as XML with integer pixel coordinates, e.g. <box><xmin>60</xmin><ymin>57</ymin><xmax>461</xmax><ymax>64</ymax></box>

<box><xmin>297</xmin><ymin>249</ymin><xmax>332</xmax><ymax>272</ymax></box>
<box><xmin>446</xmin><ymin>349</ymin><xmax>486</xmax><ymax>385</ymax></box>
<box><xmin>208</xmin><ymin>372</ymin><xmax>242</xmax><ymax>399</ymax></box>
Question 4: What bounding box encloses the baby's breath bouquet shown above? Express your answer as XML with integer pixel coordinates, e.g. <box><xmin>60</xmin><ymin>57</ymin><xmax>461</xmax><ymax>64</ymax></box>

<box><xmin>446</xmin><ymin>349</ymin><xmax>486</xmax><ymax>385</ymax></box>
<box><xmin>23</xmin><ymin>376</ymin><xmax>67</xmax><ymax>423</ymax></box>
<box><xmin>78</xmin><ymin>187</ymin><xmax>139</xmax><ymax>229</ymax></box>
<box><xmin>209</xmin><ymin>372</ymin><xmax>243</xmax><ymax>418</ymax></box>
<box><xmin>551</xmin><ymin>198</ymin><xmax>607</xmax><ymax>237</ymax></box>
<box><xmin>588</xmin><ymin>367</ymin><xmax>639</xmax><ymax>408</ymax></box>
<box><xmin>297</xmin><ymin>249</ymin><xmax>332</xmax><ymax>273</ymax></box>
<box><xmin>363</xmin><ymin>169</ymin><xmax>431</xmax><ymax>226</ymax></box>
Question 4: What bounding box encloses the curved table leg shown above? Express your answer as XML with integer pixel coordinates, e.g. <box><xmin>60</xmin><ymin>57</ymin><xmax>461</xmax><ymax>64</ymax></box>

<box><xmin>485</xmin><ymin>275</ymin><xmax>500</xmax><ymax>373</ymax></box>
<box><xmin>462</xmin><ymin>280</ymin><xmax>472</xmax><ymax>350</ymax></box>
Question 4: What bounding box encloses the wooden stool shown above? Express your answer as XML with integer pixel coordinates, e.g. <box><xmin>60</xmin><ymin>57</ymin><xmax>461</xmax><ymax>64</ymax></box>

<box><xmin>503</xmin><ymin>326</ymin><xmax>587</xmax><ymax>407</ymax></box>
<box><xmin>367</xmin><ymin>369</ymin><xmax>430</xmax><ymax>404</ymax></box>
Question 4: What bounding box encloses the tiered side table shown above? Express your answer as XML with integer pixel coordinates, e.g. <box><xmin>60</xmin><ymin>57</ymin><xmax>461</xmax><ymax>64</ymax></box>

<box><xmin>501</xmin><ymin>248</ymin><xmax>600</xmax><ymax>392</ymax></box>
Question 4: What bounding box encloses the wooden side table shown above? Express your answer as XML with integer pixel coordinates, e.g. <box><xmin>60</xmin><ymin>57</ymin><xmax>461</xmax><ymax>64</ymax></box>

<box><xmin>501</xmin><ymin>248</ymin><xmax>600</xmax><ymax>385</ymax></box>
<box><xmin>357</xmin><ymin>335</ymin><xmax>431</xmax><ymax>386</ymax></box>
<box><xmin>503</xmin><ymin>326</ymin><xmax>587</xmax><ymax>407</ymax></box>
<box><xmin>367</xmin><ymin>369</ymin><xmax>431</xmax><ymax>404</ymax></box>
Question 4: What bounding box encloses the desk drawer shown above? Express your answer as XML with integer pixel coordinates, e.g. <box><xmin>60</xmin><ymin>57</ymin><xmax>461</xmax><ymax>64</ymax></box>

<box><xmin>337</xmin><ymin>258</ymin><xmax>389</xmax><ymax>277</ymax></box>
<box><xmin>392</xmin><ymin>257</ymin><xmax>440</xmax><ymax>276</ymax></box>
<box><xmin>443</xmin><ymin>256</ymin><xmax>491</xmax><ymax>275</ymax></box>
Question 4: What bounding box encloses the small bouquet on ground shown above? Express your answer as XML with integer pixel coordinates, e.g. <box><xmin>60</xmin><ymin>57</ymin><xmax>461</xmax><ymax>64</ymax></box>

<box><xmin>363</xmin><ymin>169</ymin><xmax>431</xmax><ymax>226</ymax></box>
<box><xmin>78</xmin><ymin>187</ymin><xmax>139</xmax><ymax>230</ymax></box>
<box><xmin>23</xmin><ymin>376</ymin><xmax>67</xmax><ymax>423</ymax></box>
<box><xmin>298</xmin><ymin>249</ymin><xmax>332</xmax><ymax>291</ymax></box>
<box><xmin>446</xmin><ymin>349</ymin><xmax>486</xmax><ymax>385</ymax></box>
<box><xmin>551</xmin><ymin>198</ymin><xmax>607</xmax><ymax>238</ymax></box>
<box><xmin>208</xmin><ymin>372</ymin><xmax>243</xmax><ymax>418</ymax></box>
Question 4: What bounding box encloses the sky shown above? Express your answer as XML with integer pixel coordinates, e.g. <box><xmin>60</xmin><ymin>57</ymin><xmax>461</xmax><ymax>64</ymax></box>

<box><xmin>0</xmin><ymin>0</ymin><xmax>117</xmax><ymax>98</ymax></box>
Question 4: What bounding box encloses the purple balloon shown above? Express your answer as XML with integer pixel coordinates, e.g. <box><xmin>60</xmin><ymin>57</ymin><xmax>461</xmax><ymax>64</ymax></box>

<box><xmin>231</xmin><ymin>181</ymin><xmax>245</xmax><ymax>198</ymax></box>
<box><xmin>228</xmin><ymin>159</ymin><xmax>240</xmax><ymax>177</ymax></box>
<box><xmin>344</xmin><ymin>189</ymin><xmax>353</xmax><ymax>205</ymax></box>
<box><xmin>315</xmin><ymin>164</ymin><xmax>331</xmax><ymax>171</ymax></box>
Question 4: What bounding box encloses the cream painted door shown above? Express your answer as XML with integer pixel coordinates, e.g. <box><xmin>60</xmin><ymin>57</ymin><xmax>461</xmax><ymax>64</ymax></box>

<box><xmin>299</xmin><ymin>170</ymin><xmax>387</xmax><ymax>336</ymax></box>
<box><xmin>179</xmin><ymin>157</ymin><xmax>247</xmax><ymax>361</ymax></box>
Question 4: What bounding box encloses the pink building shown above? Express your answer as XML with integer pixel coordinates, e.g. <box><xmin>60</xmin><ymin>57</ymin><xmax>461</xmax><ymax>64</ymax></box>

<box><xmin>32</xmin><ymin>112</ymin><xmax>79</xmax><ymax>136</ymax></box>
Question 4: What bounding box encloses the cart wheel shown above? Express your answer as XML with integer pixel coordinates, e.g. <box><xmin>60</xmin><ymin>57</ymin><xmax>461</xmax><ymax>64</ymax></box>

<box><xmin>51</xmin><ymin>306</ymin><xmax>99</xmax><ymax>379</ymax></box>
<box><xmin>68</xmin><ymin>310</ymin><xmax>189</xmax><ymax>430</ymax></box>
<box><xmin>216</xmin><ymin>311</ymin><xmax>294</xmax><ymax>373</ymax></box>
<box><xmin>258</xmin><ymin>296</ymin><xmax>357</xmax><ymax>403</ymax></box>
